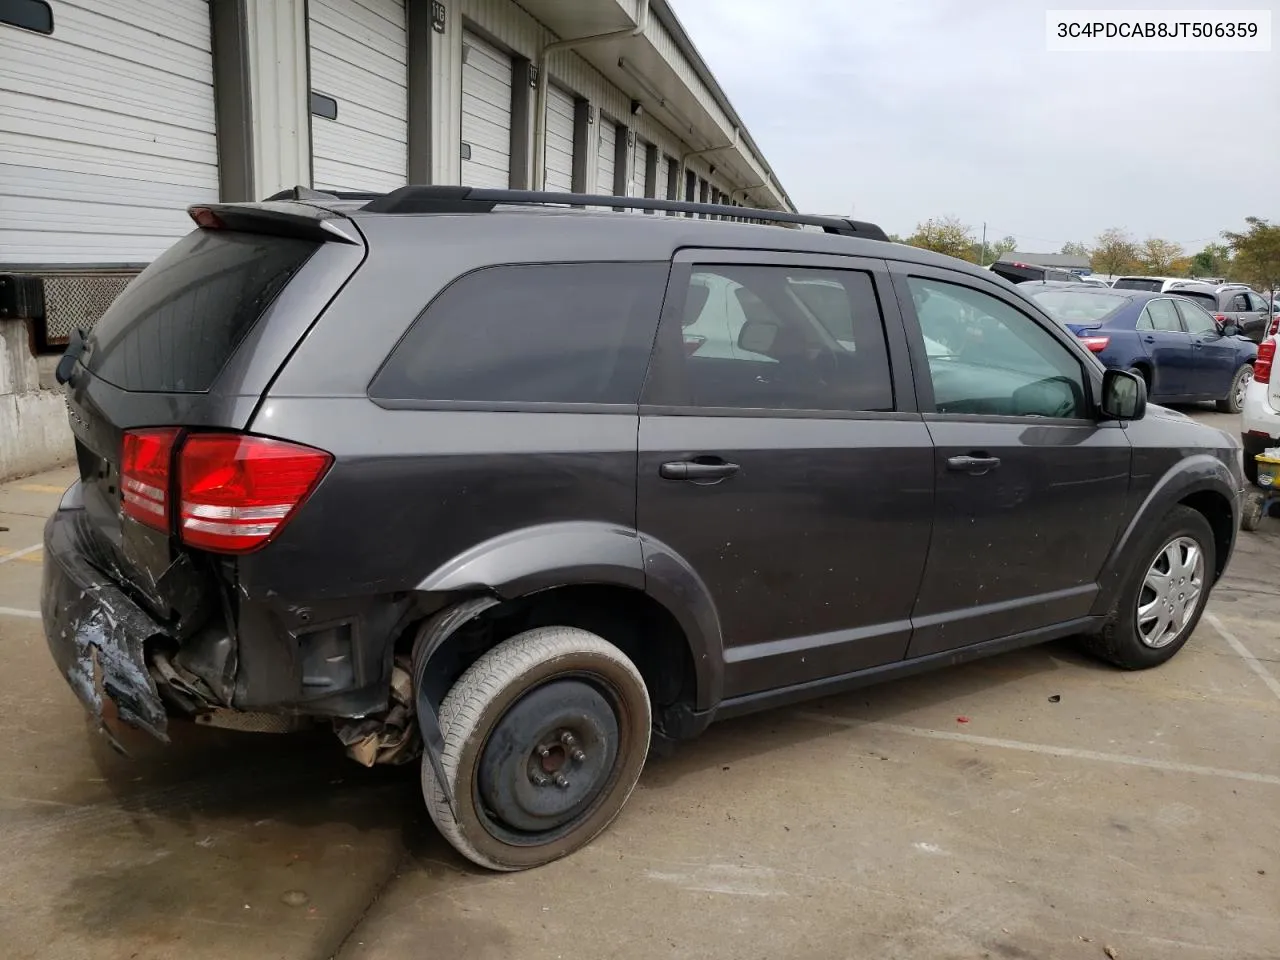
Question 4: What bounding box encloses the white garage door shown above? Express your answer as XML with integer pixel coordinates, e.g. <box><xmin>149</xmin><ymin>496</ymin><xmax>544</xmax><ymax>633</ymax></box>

<box><xmin>461</xmin><ymin>30</ymin><xmax>512</xmax><ymax>188</ymax></box>
<box><xmin>632</xmin><ymin>136</ymin><xmax>651</xmax><ymax>199</ymax></box>
<box><xmin>544</xmin><ymin>84</ymin><xmax>575</xmax><ymax>192</ymax></box>
<box><xmin>597</xmin><ymin>118</ymin><xmax>618</xmax><ymax>195</ymax></box>
<box><xmin>309</xmin><ymin>0</ymin><xmax>408</xmax><ymax>193</ymax></box>
<box><xmin>0</xmin><ymin>0</ymin><xmax>218</xmax><ymax>264</ymax></box>
<box><xmin>655</xmin><ymin>155</ymin><xmax>670</xmax><ymax>206</ymax></box>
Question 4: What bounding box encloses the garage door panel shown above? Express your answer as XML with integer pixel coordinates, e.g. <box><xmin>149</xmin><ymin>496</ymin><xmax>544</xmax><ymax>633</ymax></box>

<box><xmin>461</xmin><ymin>30</ymin><xmax>512</xmax><ymax>189</ymax></box>
<box><xmin>1</xmin><ymin>41</ymin><xmax>214</xmax><ymax>133</ymax></box>
<box><xmin>597</xmin><ymin>120</ymin><xmax>617</xmax><ymax>194</ymax></box>
<box><xmin>0</xmin><ymin>0</ymin><xmax>217</xmax><ymax>264</ymax></box>
<box><xmin>309</xmin><ymin>0</ymin><xmax>408</xmax><ymax>192</ymax></box>
<box><xmin>46</xmin><ymin>1</ymin><xmax>213</xmax><ymax>85</ymax></box>
<box><xmin>544</xmin><ymin>83</ymin><xmax>574</xmax><ymax>192</ymax></box>
<box><xmin>310</xmin><ymin>0</ymin><xmax>407</xmax><ymax>51</ymax></box>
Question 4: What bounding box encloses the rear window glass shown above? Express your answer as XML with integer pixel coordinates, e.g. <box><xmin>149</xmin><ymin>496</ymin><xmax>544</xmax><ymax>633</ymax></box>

<box><xmin>990</xmin><ymin>263</ymin><xmax>1043</xmax><ymax>284</ymax></box>
<box><xmin>1174</xmin><ymin>290</ymin><xmax>1217</xmax><ymax>309</ymax></box>
<box><xmin>369</xmin><ymin>262</ymin><xmax>667</xmax><ymax>405</ymax></box>
<box><xmin>1112</xmin><ymin>277</ymin><xmax>1162</xmax><ymax>292</ymax></box>
<box><xmin>1029</xmin><ymin>289</ymin><xmax>1128</xmax><ymax>324</ymax></box>
<box><xmin>86</xmin><ymin>230</ymin><xmax>318</xmax><ymax>393</ymax></box>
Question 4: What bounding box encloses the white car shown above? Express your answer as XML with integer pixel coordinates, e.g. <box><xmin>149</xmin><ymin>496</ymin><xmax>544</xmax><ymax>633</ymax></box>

<box><xmin>1241</xmin><ymin>336</ymin><xmax>1279</xmax><ymax>485</ymax></box>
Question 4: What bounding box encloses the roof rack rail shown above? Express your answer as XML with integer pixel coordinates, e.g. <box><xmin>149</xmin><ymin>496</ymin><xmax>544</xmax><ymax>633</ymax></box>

<box><xmin>356</xmin><ymin>186</ymin><xmax>889</xmax><ymax>241</ymax></box>
<box><xmin>262</xmin><ymin>185</ymin><xmax>385</xmax><ymax>202</ymax></box>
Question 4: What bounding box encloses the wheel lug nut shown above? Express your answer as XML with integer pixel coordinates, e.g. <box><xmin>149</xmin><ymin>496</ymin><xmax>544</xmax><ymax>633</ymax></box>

<box><xmin>560</xmin><ymin>732</ymin><xmax>577</xmax><ymax>747</ymax></box>
<box><xmin>537</xmin><ymin>745</ymin><xmax>550</xmax><ymax>758</ymax></box>
<box><xmin>571</xmin><ymin>748</ymin><xmax>586</xmax><ymax>763</ymax></box>
<box><xmin>554</xmin><ymin>774</ymin><xmax>570</xmax><ymax>789</ymax></box>
<box><xmin>530</xmin><ymin>771</ymin><xmax>550</xmax><ymax>786</ymax></box>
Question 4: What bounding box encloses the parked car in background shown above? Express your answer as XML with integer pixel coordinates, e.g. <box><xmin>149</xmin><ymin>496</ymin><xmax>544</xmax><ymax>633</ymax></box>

<box><xmin>1242</xmin><ymin>335</ymin><xmax>1280</xmax><ymax>484</ymax></box>
<box><xmin>41</xmin><ymin>187</ymin><xmax>1243</xmax><ymax>871</ymax></box>
<box><xmin>1112</xmin><ymin>276</ymin><xmax>1216</xmax><ymax>295</ymax></box>
<box><xmin>1078</xmin><ymin>276</ymin><xmax>1112</xmax><ymax>288</ymax></box>
<box><xmin>1202</xmin><ymin>284</ymin><xmax>1273</xmax><ymax>342</ymax></box>
<box><xmin>1022</xmin><ymin>282</ymin><xmax>1257</xmax><ymax>412</ymax></box>
<box><xmin>989</xmin><ymin>260</ymin><xmax>1085</xmax><ymax>284</ymax></box>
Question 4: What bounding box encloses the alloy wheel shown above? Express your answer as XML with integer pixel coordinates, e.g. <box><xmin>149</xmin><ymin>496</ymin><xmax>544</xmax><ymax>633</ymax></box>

<box><xmin>1135</xmin><ymin>536</ymin><xmax>1204</xmax><ymax>648</ymax></box>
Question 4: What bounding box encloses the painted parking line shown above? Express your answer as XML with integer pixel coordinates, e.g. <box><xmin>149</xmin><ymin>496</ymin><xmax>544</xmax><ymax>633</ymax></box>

<box><xmin>796</xmin><ymin>712</ymin><xmax>1280</xmax><ymax>787</ymax></box>
<box><xmin>16</xmin><ymin>483</ymin><xmax>65</xmax><ymax>494</ymax></box>
<box><xmin>1205</xmin><ymin>611</ymin><xmax>1280</xmax><ymax>703</ymax></box>
<box><xmin>0</xmin><ymin>544</ymin><xmax>42</xmax><ymax>565</ymax></box>
<box><xmin>0</xmin><ymin>606</ymin><xmax>40</xmax><ymax>619</ymax></box>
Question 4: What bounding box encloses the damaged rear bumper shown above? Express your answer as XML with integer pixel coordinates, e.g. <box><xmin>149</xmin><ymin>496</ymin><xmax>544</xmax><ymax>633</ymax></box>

<box><xmin>41</xmin><ymin>488</ymin><xmax>170</xmax><ymax>742</ymax></box>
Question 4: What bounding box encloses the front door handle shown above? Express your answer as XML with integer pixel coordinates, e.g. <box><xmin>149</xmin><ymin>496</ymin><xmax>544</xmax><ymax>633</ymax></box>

<box><xmin>1142</xmin><ymin>335</ymin><xmax>1156</xmax><ymax>343</ymax></box>
<box><xmin>660</xmin><ymin>460</ymin><xmax>740</xmax><ymax>481</ymax></box>
<box><xmin>947</xmin><ymin>455</ymin><xmax>1001</xmax><ymax>475</ymax></box>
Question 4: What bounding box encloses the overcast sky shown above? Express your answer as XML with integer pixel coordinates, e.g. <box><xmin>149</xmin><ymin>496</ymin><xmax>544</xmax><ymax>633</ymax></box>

<box><xmin>674</xmin><ymin>0</ymin><xmax>1280</xmax><ymax>253</ymax></box>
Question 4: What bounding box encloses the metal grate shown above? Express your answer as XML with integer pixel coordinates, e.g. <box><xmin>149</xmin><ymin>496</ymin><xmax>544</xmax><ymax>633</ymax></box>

<box><xmin>37</xmin><ymin>270</ymin><xmax>141</xmax><ymax>346</ymax></box>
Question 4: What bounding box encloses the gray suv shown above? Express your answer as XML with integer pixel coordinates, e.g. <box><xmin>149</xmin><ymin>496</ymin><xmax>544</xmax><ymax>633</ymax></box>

<box><xmin>43</xmin><ymin>187</ymin><xmax>1243</xmax><ymax>871</ymax></box>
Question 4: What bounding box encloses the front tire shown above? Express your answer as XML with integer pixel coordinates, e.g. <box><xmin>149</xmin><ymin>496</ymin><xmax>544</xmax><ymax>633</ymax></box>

<box><xmin>1080</xmin><ymin>505</ymin><xmax>1215</xmax><ymax>670</ymax></box>
<box><xmin>422</xmin><ymin>626</ymin><xmax>651</xmax><ymax>871</ymax></box>
<box><xmin>1217</xmin><ymin>363</ymin><xmax>1252</xmax><ymax>414</ymax></box>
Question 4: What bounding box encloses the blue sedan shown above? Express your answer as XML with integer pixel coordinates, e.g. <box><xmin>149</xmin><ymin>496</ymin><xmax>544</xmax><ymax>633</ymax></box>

<box><xmin>1021</xmin><ymin>282</ymin><xmax>1258</xmax><ymax>413</ymax></box>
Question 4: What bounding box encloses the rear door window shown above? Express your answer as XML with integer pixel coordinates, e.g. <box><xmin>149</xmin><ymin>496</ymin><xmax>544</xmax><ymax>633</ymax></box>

<box><xmin>1143</xmin><ymin>299</ymin><xmax>1184</xmax><ymax>332</ymax></box>
<box><xmin>369</xmin><ymin>262</ymin><xmax>667</xmax><ymax>405</ymax></box>
<box><xmin>86</xmin><ymin>230</ymin><xmax>319</xmax><ymax>393</ymax></box>
<box><xmin>671</xmin><ymin>264</ymin><xmax>893</xmax><ymax>412</ymax></box>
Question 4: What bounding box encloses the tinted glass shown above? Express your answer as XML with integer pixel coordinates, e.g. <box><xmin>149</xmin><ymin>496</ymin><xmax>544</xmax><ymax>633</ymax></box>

<box><xmin>678</xmin><ymin>265</ymin><xmax>892</xmax><ymax>412</ymax></box>
<box><xmin>1113</xmin><ymin>277</ymin><xmax>1162</xmax><ymax>292</ymax></box>
<box><xmin>1175</xmin><ymin>298</ymin><xmax>1217</xmax><ymax>335</ymax></box>
<box><xmin>86</xmin><ymin>230</ymin><xmax>318</xmax><ymax>393</ymax></box>
<box><xmin>370</xmin><ymin>262</ymin><xmax>666</xmax><ymax>405</ymax></box>
<box><xmin>1231</xmin><ymin>293</ymin><xmax>1251</xmax><ymax>311</ymax></box>
<box><xmin>1175</xmin><ymin>290</ymin><xmax>1216</xmax><ymax>310</ymax></box>
<box><xmin>1248</xmin><ymin>292</ymin><xmax>1271</xmax><ymax>312</ymax></box>
<box><xmin>908</xmin><ymin>277</ymin><xmax>1087</xmax><ymax>418</ymax></box>
<box><xmin>1143</xmin><ymin>299</ymin><xmax>1183</xmax><ymax>332</ymax></box>
<box><xmin>1030</xmin><ymin>289</ymin><xmax>1128</xmax><ymax>324</ymax></box>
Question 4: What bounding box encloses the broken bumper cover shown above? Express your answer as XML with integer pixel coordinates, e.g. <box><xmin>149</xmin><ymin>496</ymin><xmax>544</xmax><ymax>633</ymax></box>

<box><xmin>41</xmin><ymin>491</ymin><xmax>170</xmax><ymax>742</ymax></box>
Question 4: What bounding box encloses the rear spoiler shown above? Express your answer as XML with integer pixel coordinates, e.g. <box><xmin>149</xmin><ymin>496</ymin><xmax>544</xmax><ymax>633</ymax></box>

<box><xmin>186</xmin><ymin>202</ymin><xmax>361</xmax><ymax>245</ymax></box>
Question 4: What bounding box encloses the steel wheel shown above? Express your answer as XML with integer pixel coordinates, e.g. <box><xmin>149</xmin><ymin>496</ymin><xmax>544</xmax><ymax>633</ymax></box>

<box><xmin>1136</xmin><ymin>536</ymin><xmax>1204</xmax><ymax>648</ymax></box>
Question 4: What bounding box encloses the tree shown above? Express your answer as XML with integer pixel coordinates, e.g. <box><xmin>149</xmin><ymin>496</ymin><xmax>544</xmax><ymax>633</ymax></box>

<box><xmin>1060</xmin><ymin>241</ymin><xmax>1089</xmax><ymax>257</ymax></box>
<box><xmin>1091</xmin><ymin>228</ymin><xmax>1138</xmax><ymax>276</ymax></box>
<box><xmin>991</xmin><ymin>234</ymin><xmax>1018</xmax><ymax>259</ymax></box>
<box><xmin>1190</xmin><ymin>242</ymin><xmax>1231</xmax><ymax>278</ymax></box>
<box><xmin>1223</xmin><ymin>218</ymin><xmax>1280</xmax><ymax>299</ymax></box>
<box><xmin>907</xmin><ymin>216</ymin><xmax>976</xmax><ymax>261</ymax></box>
<box><xmin>1139</xmin><ymin>237</ymin><xmax>1185</xmax><ymax>275</ymax></box>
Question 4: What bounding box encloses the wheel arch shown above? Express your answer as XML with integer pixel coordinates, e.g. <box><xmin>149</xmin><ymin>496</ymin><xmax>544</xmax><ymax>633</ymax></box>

<box><xmin>1092</xmin><ymin>456</ymin><xmax>1239</xmax><ymax>617</ymax></box>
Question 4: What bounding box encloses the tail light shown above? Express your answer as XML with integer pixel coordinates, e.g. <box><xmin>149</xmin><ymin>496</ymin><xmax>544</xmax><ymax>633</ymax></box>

<box><xmin>1256</xmin><ymin>340</ymin><xmax>1275</xmax><ymax>385</ymax></box>
<box><xmin>120</xmin><ymin>430</ymin><xmax>332</xmax><ymax>553</ymax></box>
<box><xmin>179</xmin><ymin>435</ymin><xmax>332</xmax><ymax>554</ymax></box>
<box><xmin>1269</xmin><ymin>316</ymin><xmax>1279</xmax><ymax>337</ymax></box>
<box><xmin>121</xmin><ymin>428</ymin><xmax>181</xmax><ymax>529</ymax></box>
<box><xmin>1079</xmin><ymin>335</ymin><xmax>1110</xmax><ymax>353</ymax></box>
<box><xmin>1214</xmin><ymin>313</ymin><xmax>1229</xmax><ymax>324</ymax></box>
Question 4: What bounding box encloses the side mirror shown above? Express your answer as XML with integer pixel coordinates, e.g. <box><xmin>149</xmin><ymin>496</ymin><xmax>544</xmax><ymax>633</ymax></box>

<box><xmin>1100</xmin><ymin>368</ymin><xmax>1146</xmax><ymax>421</ymax></box>
<box><xmin>1222</xmin><ymin>322</ymin><xmax>1239</xmax><ymax>337</ymax></box>
<box><xmin>737</xmin><ymin>318</ymin><xmax>780</xmax><ymax>354</ymax></box>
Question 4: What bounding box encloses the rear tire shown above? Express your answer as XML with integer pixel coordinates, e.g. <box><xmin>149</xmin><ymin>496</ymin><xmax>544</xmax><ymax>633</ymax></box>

<box><xmin>1127</xmin><ymin>366</ymin><xmax>1151</xmax><ymax>394</ymax></box>
<box><xmin>1242</xmin><ymin>492</ymin><xmax>1265</xmax><ymax>532</ymax></box>
<box><xmin>422</xmin><ymin>626</ymin><xmax>651</xmax><ymax>871</ymax></box>
<box><xmin>1079</xmin><ymin>505</ymin><xmax>1214</xmax><ymax>670</ymax></box>
<box><xmin>1217</xmin><ymin>363</ymin><xmax>1252</xmax><ymax>414</ymax></box>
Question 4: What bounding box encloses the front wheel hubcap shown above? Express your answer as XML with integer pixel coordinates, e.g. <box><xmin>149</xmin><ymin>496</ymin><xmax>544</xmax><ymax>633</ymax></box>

<box><xmin>1237</xmin><ymin>368</ymin><xmax>1253</xmax><ymax>406</ymax></box>
<box><xmin>1136</xmin><ymin>536</ymin><xmax>1204</xmax><ymax>648</ymax></box>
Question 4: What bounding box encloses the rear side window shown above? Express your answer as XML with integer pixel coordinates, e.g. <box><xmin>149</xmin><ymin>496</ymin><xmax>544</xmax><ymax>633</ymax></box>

<box><xmin>1142</xmin><ymin>299</ymin><xmax>1183</xmax><ymax>332</ymax></box>
<box><xmin>86</xmin><ymin>231</ymin><xmax>318</xmax><ymax>393</ymax></box>
<box><xmin>370</xmin><ymin>262</ymin><xmax>666</xmax><ymax>405</ymax></box>
<box><xmin>1113</xmin><ymin>277</ymin><xmax>1162</xmax><ymax>292</ymax></box>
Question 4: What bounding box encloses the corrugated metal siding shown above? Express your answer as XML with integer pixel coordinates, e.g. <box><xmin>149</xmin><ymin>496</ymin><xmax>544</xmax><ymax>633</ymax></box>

<box><xmin>309</xmin><ymin>0</ymin><xmax>408</xmax><ymax>192</ymax></box>
<box><xmin>632</xmin><ymin>136</ymin><xmax>649</xmax><ymax>197</ymax></box>
<box><xmin>0</xmin><ymin>0</ymin><xmax>217</xmax><ymax>264</ymax></box>
<box><xmin>460</xmin><ymin>30</ymin><xmax>513</xmax><ymax>188</ymax></box>
<box><xmin>545</xmin><ymin>84</ymin><xmax>575</xmax><ymax>192</ymax></box>
<box><xmin>596</xmin><ymin>117</ymin><xmax>618</xmax><ymax>195</ymax></box>
<box><xmin>246</xmin><ymin>0</ymin><xmax>311</xmax><ymax>197</ymax></box>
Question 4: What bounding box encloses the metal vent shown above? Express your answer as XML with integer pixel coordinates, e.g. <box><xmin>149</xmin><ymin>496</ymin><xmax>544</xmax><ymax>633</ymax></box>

<box><xmin>37</xmin><ymin>270</ymin><xmax>140</xmax><ymax>346</ymax></box>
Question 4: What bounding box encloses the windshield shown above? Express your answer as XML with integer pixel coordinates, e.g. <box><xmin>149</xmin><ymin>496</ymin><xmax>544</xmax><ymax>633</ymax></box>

<box><xmin>1029</xmin><ymin>289</ymin><xmax>1128</xmax><ymax>325</ymax></box>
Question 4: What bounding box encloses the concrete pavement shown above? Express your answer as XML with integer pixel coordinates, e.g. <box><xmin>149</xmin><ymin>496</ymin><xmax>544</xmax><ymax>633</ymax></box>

<box><xmin>1</xmin><ymin>408</ymin><xmax>1277</xmax><ymax>960</ymax></box>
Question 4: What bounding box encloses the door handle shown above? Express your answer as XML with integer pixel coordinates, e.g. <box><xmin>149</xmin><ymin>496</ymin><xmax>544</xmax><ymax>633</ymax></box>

<box><xmin>947</xmin><ymin>455</ymin><xmax>1001</xmax><ymax>475</ymax></box>
<box><xmin>1142</xmin><ymin>335</ymin><xmax>1155</xmax><ymax>343</ymax></box>
<box><xmin>659</xmin><ymin>459</ymin><xmax>741</xmax><ymax>481</ymax></box>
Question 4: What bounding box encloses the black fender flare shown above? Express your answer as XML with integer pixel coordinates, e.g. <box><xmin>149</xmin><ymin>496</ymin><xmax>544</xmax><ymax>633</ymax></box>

<box><xmin>1090</xmin><ymin>454</ymin><xmax>1240</xmax><ymax>618</ymax></box>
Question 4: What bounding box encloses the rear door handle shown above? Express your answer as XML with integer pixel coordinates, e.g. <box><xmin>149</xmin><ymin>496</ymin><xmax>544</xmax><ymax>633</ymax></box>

<box><xmin>1142</xmin><ymin>335</ymin><xmax>1156</xmax><ymax>343</ymax></box>
<box><xmin>947</xmin><ymin>455</ymin><xmax>1001</xmax><ymax>475</ymax></box>
<box><xmin>660</xmin><ymin>460</ymin><xmax>740</xmax><ymax>481</ymax></box>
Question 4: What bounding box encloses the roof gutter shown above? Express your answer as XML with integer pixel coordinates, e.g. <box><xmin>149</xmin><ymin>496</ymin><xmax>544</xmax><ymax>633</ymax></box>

<box><xmin>532</xmin><ymin>0</ymin><xmax>650</xmax><ymax>190</ymax></box>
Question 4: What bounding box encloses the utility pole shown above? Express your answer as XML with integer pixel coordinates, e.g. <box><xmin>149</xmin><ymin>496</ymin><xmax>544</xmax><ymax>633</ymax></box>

<box><xmin>980</xmin><ymin>222</ymin><xmax>988</xmax><ymax>266</ymax></box>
